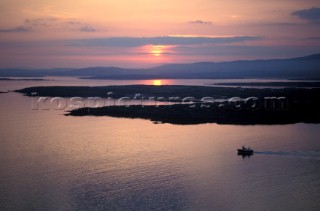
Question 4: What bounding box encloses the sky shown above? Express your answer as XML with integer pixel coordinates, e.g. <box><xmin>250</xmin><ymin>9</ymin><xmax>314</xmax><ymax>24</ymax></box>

<box><xmin>0</xmin><ymin>0</ymin><xmax>319</xmax><ymax>68</ymax></box>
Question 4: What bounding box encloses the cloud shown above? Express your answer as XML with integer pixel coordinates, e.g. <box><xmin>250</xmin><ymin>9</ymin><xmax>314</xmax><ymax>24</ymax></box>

<box><xmin>306</xmin><ymin>37</ymin><xmax>320</xmax><ymax>41</ymax></box>
<box><xmin>65</xmin><ymin>21</ymin><xmax>96</xmax><ymax>32</ymax></box>
<box><xmin>25</xmin><ymin>18</ymin><xmax>57</xmax><ymax>27</ymax></box>
<box><xmin>0</xmin><ymin>18</ymin><xmax>59</xmax><ymax>33</ymax></box>
<box><xmin>0</xmin><ymin>26</ymin><xmax>30</xmax><ymax>33</ymax></box>
<box><xmin>78</xmin><ymin>26</ymin><xmax>96</xmax><ymax>32</ymax></box>
<box><xmin>188</xmin><ymin>20</ymin><xmax>212</xmax><ymax>25</ymax></box>
<box><xmin>292</xmin><ymin>7</ymin><xmax>320</xmax><ymax>23</ymax></box>
<box><xmin>68</xmin><ymin>36</ymin><xmax>262</xmax><ymax>47</ymax></box>
<box><xmin>0</xmin><ymin>18</ymin><xmax>96</xmax><ymax>33</ymax></box>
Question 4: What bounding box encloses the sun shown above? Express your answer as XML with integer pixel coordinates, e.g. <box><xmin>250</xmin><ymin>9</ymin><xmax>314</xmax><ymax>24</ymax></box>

<box><xmin>151</xmin><ymin>45</ymin><xmax>163</xmax><ymax>56</ymax></box>
<box><xmin>153</xmin><ymin>80</ymin><xmax>162</xmax><ymax>86</ymax></box>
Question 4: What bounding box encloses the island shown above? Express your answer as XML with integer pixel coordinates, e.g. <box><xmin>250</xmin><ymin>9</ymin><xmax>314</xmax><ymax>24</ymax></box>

<box><xmin>16</xmin><ymin>85</ymin><xmax>320</xmax><ymax>125</ymax></box>
<box><xmin>0</xmin><ymin>78</ymin><xmax>48</xmax><ymax>81</ymax></box>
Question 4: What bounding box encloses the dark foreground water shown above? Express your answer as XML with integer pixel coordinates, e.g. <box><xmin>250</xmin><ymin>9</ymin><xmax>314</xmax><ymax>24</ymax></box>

<box><xmin>1</xmin><ymin>79</ymin><xmax>320</xmax><ymax>210</ymax></box>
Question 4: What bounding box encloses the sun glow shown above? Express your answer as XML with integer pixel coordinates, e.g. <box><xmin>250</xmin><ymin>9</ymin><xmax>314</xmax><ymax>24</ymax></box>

<box><xmin>153</xmin><ymin>80</ymin><xmax>162</xmax><ymax>86</ymax></box>
<box><xmin>151</xmin><ymin>45</ymin><xmax>164</xmax><ymax>56</ymax></box>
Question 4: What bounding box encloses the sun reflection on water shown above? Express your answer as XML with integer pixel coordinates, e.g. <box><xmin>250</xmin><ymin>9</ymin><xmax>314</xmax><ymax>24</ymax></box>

<box><xmin>153</xmin><ymin>80</ymin><xmax>162</xmax><ymax>86</ymax></box>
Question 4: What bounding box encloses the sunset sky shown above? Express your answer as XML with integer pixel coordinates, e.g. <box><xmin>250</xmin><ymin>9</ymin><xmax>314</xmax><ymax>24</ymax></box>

<box><xmin>0</xmin><ymin>0</ymin><xmax>319</xmax><ymax>68</ymax></box>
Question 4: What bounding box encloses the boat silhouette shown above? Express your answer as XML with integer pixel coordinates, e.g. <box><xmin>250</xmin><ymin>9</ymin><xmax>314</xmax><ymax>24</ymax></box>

<box><xmin>237</xmin><ymin>146</ymin><xmax>254</xmax><ymax>156</ymax></box>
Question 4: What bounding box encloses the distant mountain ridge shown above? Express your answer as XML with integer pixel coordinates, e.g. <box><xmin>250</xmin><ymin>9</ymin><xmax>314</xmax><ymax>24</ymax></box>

<box><xmin>1</xmin><ymin>53</ymin><xmax>320</xmax><ymax>79</ymax></box>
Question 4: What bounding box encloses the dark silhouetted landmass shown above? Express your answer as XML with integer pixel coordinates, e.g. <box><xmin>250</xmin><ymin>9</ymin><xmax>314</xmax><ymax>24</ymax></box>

<box><xmin>2</xmin><ymin>53</ymin><xmax>320</xmax><ymax>79</ymax></box>
<box><xmin>16</xmin><ymin>85</ymin><xmax>320</xmax><ymax>125</ymax></box>
<box><xmin>15</xmin><ymin>85</ymin><xmax>320</xmax><ymax>101</ymax></box>
<box><xmin>289</xmin><ymin>78</ymin><xmax>320</xmax><ymax>81</ymax></box>
<box><xmin>0</xmin><ymin>68</ymin><xmax>73</xmax><ymax>77</ymax></box>
<box><xmin>214</xmin><ymin>82</ymin><xmax>320</xmax><ymax>87</ymax></box>
<box><xmin>66</xmin><ymin>103</ymin><xmax>320</xmax><ymax>125</ymax></box>
<box><xmin>0</xmin><ymin>78</ymin><xmax>48</xmax><ymax>81</ymax></box>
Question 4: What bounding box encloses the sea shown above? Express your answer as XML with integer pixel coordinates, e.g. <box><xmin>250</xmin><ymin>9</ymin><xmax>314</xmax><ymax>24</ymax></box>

<box><xmin>0</xmin><ymin>77</ymin><xmax>320</xmax><ymax>210</ymax></box>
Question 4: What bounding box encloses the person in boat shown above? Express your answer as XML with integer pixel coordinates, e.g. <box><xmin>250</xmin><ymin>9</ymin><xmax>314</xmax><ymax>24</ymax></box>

<box><xmin>241</xmin><ymin>146</ymin><xmax>251</xmax><ymax>151</ymax></box>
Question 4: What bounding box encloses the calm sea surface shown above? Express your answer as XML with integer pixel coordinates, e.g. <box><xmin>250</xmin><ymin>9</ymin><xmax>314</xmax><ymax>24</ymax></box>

<box><xmin>1</xmin><ymin>78</ymin><xmax>320</xmax><ymax>210</ymax></box>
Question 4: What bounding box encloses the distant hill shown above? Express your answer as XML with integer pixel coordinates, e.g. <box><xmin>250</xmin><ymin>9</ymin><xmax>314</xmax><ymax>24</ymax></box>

<box><xmin>1</xmin><ymin>53</ymin><xmax>320</xmax><ymax>79</ymax></box>
<box><xmin>0</xmin><ymin>68</ymin><xmax>74</xmax><ymax>77</ymax></box>
<box><xmin>52</xmin><ymin>67</ymin><xmax>147</xmax><ymax>77</ymax></box>
<box><xmin>146</xmin><ymin>53</ymin><xmax>320</xmax><ymax>79</ymax></box>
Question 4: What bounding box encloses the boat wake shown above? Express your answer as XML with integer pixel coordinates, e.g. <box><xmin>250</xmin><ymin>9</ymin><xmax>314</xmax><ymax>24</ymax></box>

<box><xmin>255</xmin><ymin>151</ymin><xmax>320</xmax><ymax>160</ymax></box>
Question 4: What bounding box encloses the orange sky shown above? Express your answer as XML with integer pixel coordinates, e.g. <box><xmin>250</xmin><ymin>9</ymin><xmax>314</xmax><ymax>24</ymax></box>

<box><xmin>0</xmin><ymin>0</ymin><xmax>320</xmax><ymax>68</ymax></box>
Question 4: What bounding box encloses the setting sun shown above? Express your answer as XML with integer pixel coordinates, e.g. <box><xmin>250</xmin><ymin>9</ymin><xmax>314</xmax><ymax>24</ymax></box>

<box><xmin>151</xmin><ymin>45</ymin><xmax>163</xmax><ymax>56</ymax></box>
<box><xmin>153</xmin><ymin>80</ymin><xmax>162</xmax><ymax>86</ymax></box>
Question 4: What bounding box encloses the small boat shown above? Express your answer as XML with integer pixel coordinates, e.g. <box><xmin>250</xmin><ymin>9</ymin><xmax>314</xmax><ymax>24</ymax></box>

<box><xmin>237</xmin><ymin>146</ymin><xmax>254</xmax><ymax>155</ymax></box>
